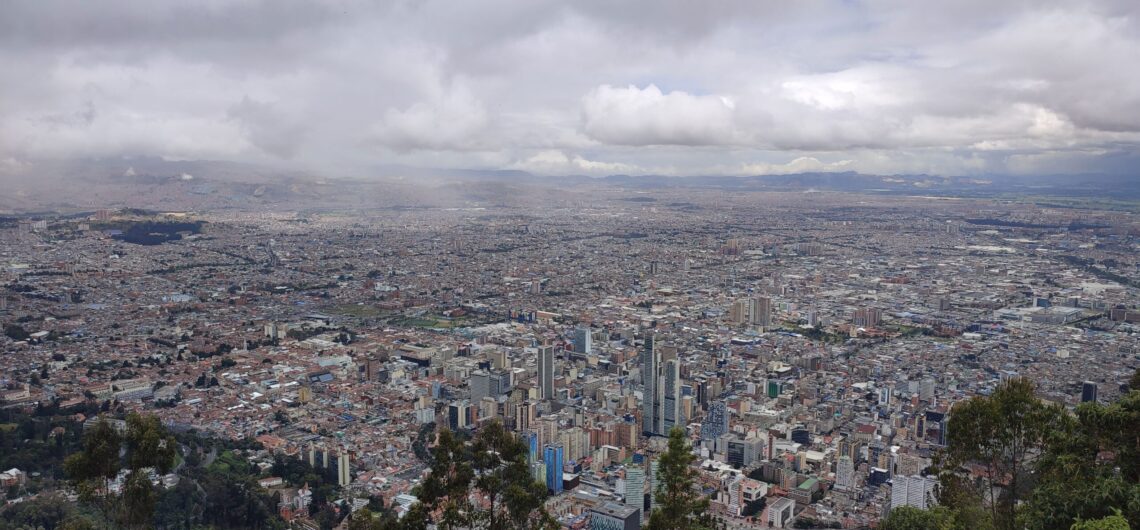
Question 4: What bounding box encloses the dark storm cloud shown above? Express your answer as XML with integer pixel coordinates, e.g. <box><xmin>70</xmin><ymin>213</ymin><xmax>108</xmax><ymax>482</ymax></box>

<box><xmin>1</xmin><ymin>0</ymin><xmax>1139</xmax><ymax>177</ymax></box>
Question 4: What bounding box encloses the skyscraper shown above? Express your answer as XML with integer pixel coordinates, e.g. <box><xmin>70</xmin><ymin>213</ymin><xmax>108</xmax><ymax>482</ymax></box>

<box><xmin>515</xmin><ymin>401</ymin><xmax>536</xmax><ymax>431</ymax></box>
<box><xmin>471</xmin><ymin>370</ymin><xmax>491</xmax><ymax>401</ymax></box>
<box><xmin>920</xmin><ymin>378</ymin><xmax>935</xmax><ymax>402</ymax></box>
<box><xmin>544</xmin><ymin>443</ymin><xmax>564</xmax><ymax>494</ymax></box>
<box><xmin>661</xmin><ymin>359</ymin><xmax>681</xmax><ymax>434</ymax></box>
<box><xmin>755</xmin><ymin>296</ymin><xmax>772</xmax><ymax>328</ymax></box>
<box><xmin>701</xmin><ymin>400</ymin><xmax>729</xmax><ymax>441</ymax></box>
<box><xmin>337</xmin><ymin>452</ymin><xmax>351</xmax><ymax>487</ymax></box>
<box><xmin>538</xmin><ymin>345</ymin><xmax>555</xmax><ymax>401</ymax></box>
<box><xmin>525</xmin><ymin>431</ymin><xmax>539</xmax><ymax>463</ymax></box>
<box><xmin>471</xmin><ymin>370</ymin><xmax>507</xmax><ymax>401</ymax></box>
<box><xmin>853</xmin><ymin>307</ymin><xmax>883</xmax><ymax>328</ymax></box>
<box><xmin>641</xmin><ymin>336</ymin><xmax>660</xmax><ymax>436</ymax></box>
<box><xmin>448</xmin><ymin>400</ymin><xmax>471</xmax><ymax>431</ymax></box>
<box><xmin>729</xmin><ymin>299</ymin><xmax>749</xmax><ymax>325</ymax></box>
<box><xmin>730</xmin><ymin>297</ymin><xmax>771</xmax><ymax>328</ymax></box>
<box><xmin>624</xmin><ymin>465</ymin><xmax>646</xmax><ymax>525</ymax></box>
<box><xmin>836</xmin><ymin>455</ymin><xmax>855</xmax><ymax>491</ymax></box>
<box><xmin>648</xmin><ymin>459</ymin><xmax>659</xmax><ymax>514</ymax></box>
<box><xmin>890</xmin><ymin>475</ymin><xmax>937</xmax><ymax>512</ymax></box>
<box><xmin>1081</xmin><ymin>381</ymin><xmax>1098</xmax><ymax>403</ymax></box>
<box><xmin>574</xmin><ymin>327</ymin><xmax>593</xmax><ymax>354</ymax></box>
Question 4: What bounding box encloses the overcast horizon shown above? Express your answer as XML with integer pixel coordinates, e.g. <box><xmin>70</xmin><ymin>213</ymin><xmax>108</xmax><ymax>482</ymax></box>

<box><xmin>3</xmin><ymin>0</ymin><xmax>1140</xmax><ymax>179</ymax></box>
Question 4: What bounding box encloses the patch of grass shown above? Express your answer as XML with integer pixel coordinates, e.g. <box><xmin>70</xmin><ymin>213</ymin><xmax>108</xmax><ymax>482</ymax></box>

<box><xmin>328</xmin><ymin>304</ymin><xmax>388</xmax><ymax>318</ymax></box>
<box><xmin>389</xmin><ymin>316</ymin><xmax>467</xmax><ymax>329</ymax></box>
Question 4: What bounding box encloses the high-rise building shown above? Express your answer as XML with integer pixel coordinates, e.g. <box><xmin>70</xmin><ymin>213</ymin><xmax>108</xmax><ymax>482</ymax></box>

<box><xmin>490</xmin><ymin>348</ymin><xmax>510</xmax><ymax>370</ymax></box>
<box><xmin>472</xmin><ymin>370</ymin><xmax>508</xmax><ymax>401</ymax></box>
<box><xmin>589</xmin><ymin>502</ymin><xmax>640</xmax><ymax>530</ymax></box>
<box><xmin>574</xmin><ymin>327</ymin><xmax>593</xmax><ymax>354</ymax></box>
<box><xmin>755</xmin><ymin>296</ymin><xmax>772</xmax><ymax>328</ymax></box>
<box><xmin>853</xmin><ymin>307</ymin><xmax>883</xmax><ymax>328</ymax></box>
<box><xmin>701</xmin><ymin>400</ymin><xmax>729</xmax><ymax>441</ymax></box>
<box><xmin>724</xmin><ymin>435</ymin><xmax>764</xmax><ymax>468</ymax></box>
<box><xmin>836</xmin><ymin>455</ymin><xmax>855</xmax><ymax>491</ymax></box>
<box><xmin>448</xmin><ymin>400</ymin><xmax>472</xmax><ymax>431</ymax></box>
<box><xmin>725</xmin><ymin>473</ymin><xmax>744</xmax><ymax>516</ymax></box>
<box><xmin>538</xmin><ymin>346</ymin><xmax>555</xmax><ymax>401</ymax></box>
<box><xmin>337</xmin><ymin>452</ymin><xmax>351</xmax><ymax>487</ymax></box>
<box><xmin>515</xmin><ymin>401</ymin><xmax>536</xmax><ymax>431</ymax></box>
<box><xmin>730</xmin><ymin>297</ymin><xmax>772</xmax><ymax>327</ymax></box>
<box><xmin>624</xmin><ymin>465</ymin><xmax>646</xmax><ymax>525</ymax></box>
<box><xmin>919</xmin><ymin>378</ymin><xmax>935</xmax><ymax>402</ymax></box>
<box><xmin>661</xmin><ymin>359</ymin><xmax>681</xmax><ymax>433</ymax></box>
<box><xmin>890</xmin><ymin>475</ymin><xmax>937</xmax><ymax>512</ymax></box>
<box><xmin>471</xmin><ymin>370</ymin><xmax>491</xmax><ymax>401</ymax></box>
<box><xmin>641</xmin><ymin>336</ymin><xmax>660</xmax><ymax>436</ymax></box>
<box><xmin>768</xmin><ymin>497</ymin><xmax>795</xmax><ymax>528</ymax></box>
<box><xmin>363</xmin><ymin>357</ymin><xmax>383</xmax><ymax>382</ymax></box>
<box><xmin>729</xmin><ymin>300</ymin><xmax>748</xmax><ymax>325</ymax></box>
<box><xmin>1081</xmin><ymin>381</ymin><xmax>1098</xmax><ymax>403</ymax></box>
<box><xmin>648</xmin><ymin>460</ymin><xmax>660</xmax><ymax>514</ymax></box>
<box><xmin>525</xmin><ymin>431</ymin><xmax>539</xmax><ymax>463</ymax></box>
<box><xmin>544</xmin><ymin>443</ymin><xmax>564</xmax><ymax>494</ymax></box>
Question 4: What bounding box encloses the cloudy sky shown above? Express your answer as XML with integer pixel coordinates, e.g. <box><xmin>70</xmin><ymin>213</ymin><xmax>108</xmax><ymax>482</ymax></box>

<box><xmin>2</xmin><ymin>0</ymin><xmax>1139</xmax><ymax>178</ymax></box>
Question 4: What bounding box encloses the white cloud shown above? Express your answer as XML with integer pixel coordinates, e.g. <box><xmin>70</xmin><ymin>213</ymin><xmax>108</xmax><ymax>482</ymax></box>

<box><xmin>580</xmin><ymin>84</ymin><xmax>738</xmax><ymax>146</ymax></box>
<box><xmin>739</xmin><ymin>157</ymin><xmax>854</xmax><ymax>175</ymax></box>
<box><xmin>510</xmin><ymin>150</ymin><xmax>641</xmax><ymax>175</ymax></box>
<box><xmin>228</xmin><ymin>97</ymin><xmax>308</xmax><ymax>158</ymax></box>
<box><xmin>371</xmin><ymin>83</ymin><xmax>490</xmax><ymax>152</ymax></box>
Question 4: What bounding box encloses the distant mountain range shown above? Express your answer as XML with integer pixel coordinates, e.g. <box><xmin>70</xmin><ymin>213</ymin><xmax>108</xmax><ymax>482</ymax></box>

<box><xmin>0</xmin><ymin>157</ymin><xmax>1134</xmax><ymax>214</ymax></box>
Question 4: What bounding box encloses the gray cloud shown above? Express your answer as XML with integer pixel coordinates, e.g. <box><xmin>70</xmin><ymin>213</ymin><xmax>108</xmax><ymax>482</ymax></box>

<box><xmin>227</xmin><ymin>97</ymin><xmax>307</xmax><ymax>158</ymax></box>
<box><xmin>1</xmin><ymin>0</ymin><xmax>1139</xmax><ymax>177</ymax></box>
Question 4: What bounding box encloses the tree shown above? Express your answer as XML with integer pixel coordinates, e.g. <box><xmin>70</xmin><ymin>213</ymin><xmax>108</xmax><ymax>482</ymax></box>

<box><xmin>933</xmin><ymin>379</ymin><xmax>1140</xmax><ymax>530</ymax></box>
<box><xmin>4</xmin><ymin>323</ymin><xmax>30</xmax><ymax>341</ymax></box>
<box><xmin>878</xmin><ymin>505</ymin><xmax>994</xmax><ymax>530</ymax></box>
<box><xmin>1021</xmin><ymin>389</ymin><xmax>1140</xmax><ymax>529</ymax></box>
<box><xmin>348</xmin><ymin>508</ymin><xmax>380</xmax><ymax>530</ymax></box>
<box><xmin>63</xmin><ymin>418</ymin><xmax>122</xmax><ymax>499</ymax></box>
<box><xmin>0</xmin><ymin>492</ymin><xmax>77</xmax><ymax>529</ymax></box>
<box><xmin>645</xmin><ymin>427</ymin><xmax>713</xmax><ymax>530</ymax></box>
<box><xmin>1071</xmin><ymin>509</ymin><xmax>1132</xmax><ymax>530</ymax></box>
<box><xmin>943</xmin><ymin>378</ymin><xmax>1063</xmax><ymax>530</ymax></box>
<box><xmin>412</xmin><ymin>422</ymin><xmax>436</xmax><ymax>463</ymax></box>
<box><xmin>405</xmin><ymin>423</ymin><xmax>554</xmax><ymax>530</ymax></box>
<box><xmin>469</xmin><ymin>420</ymin><xmax>556</xmax><ymax>530</ymax></box>
<box><xmin>121</xmin><ymin>469</ymin><xmax>156</xmax><ymax>529</ymax></box>
<box><xmin>125</xmin><ymin>412</ymin><xmax>176</xmax><ymax>474</ymax></box>
<box><xmin>413</xmin><ymin>428</ymin><xmax>475</xmax><ymax>530</ymax></box>
<box><xmin>64</xmin><ymin>414</ymin><xmax>178</xmax><ymax>528</ymax></box>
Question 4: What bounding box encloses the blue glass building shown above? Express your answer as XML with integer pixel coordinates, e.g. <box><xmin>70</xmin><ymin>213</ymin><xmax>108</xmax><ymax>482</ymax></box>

<box><xmin>544</xmin><ymin>443</ymin><xmax>564</xmax><ymax>494</ymax></box>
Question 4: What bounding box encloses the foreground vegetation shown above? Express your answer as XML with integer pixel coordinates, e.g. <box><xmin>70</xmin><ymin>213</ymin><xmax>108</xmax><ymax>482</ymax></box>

<box><xmin>0</xmin><ymin>409</ymin><xmax>339</xmax><ymax>530</ymax></box>
<box><xmin>882</xmin><ymin>369</ymin><xmax>1140</xmax><ymax>530</ymax></box>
